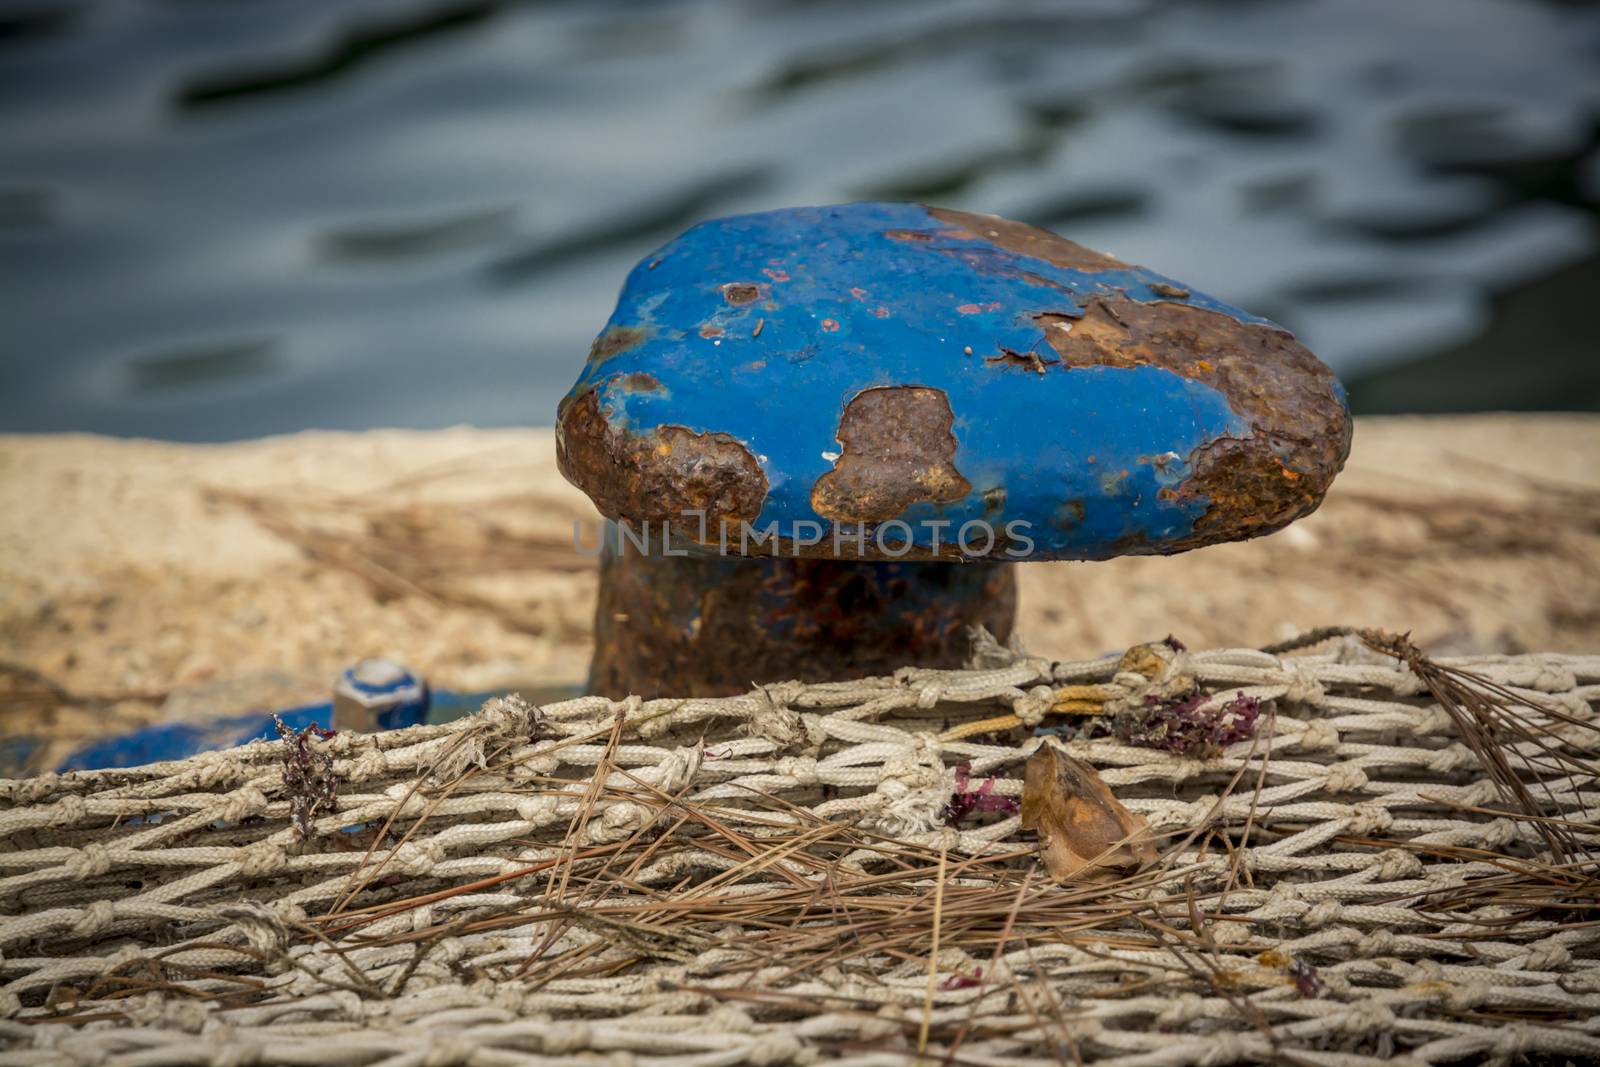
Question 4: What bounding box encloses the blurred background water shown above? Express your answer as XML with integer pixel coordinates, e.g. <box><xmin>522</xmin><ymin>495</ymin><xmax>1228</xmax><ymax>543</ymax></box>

<box><xmin>2</xmin><ymin>0</ymin><xmax>1598</xmax><ymax>441</ymax></box>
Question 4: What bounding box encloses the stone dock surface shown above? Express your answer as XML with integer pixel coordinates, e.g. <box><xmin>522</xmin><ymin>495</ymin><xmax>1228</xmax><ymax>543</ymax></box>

<box><xmin>3</xmin><ymin>414</ymin><xmax>1597</xmax><ymax>764</ymax></box>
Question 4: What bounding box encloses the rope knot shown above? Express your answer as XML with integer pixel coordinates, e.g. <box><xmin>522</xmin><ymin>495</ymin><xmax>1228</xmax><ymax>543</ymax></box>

<box><xmin>1210</xmin><ymin>920</ymin><xmax>1254</xmax><ymax>946</ymax></box>
<box><xmin>966</xmin><ymin>626</ymin><xmax>1029</xmax><ymax>669</ymax></box>
<box><xmin>1197</xmin><ymin>1033</ymin><xmax>1249</xmax><ymax>1066</ymax></box>
<box><xmin>750</xmin><ymin>684</ymin><xmax>809</xmax><ymax>746</ymax></box>
<box><xmin>1268</xmin><ymin>881</ymin><xmax>1306</xmax><ymax>905</ymax></box>
<box><xmin>862</xmin><ymin>749</ymin><xmax>947</xmax><ymax>836</ymax></box>
<box><xmin>1303</xmin><ymin>900</ymin><xmax>1344</xmax><ymax>928</ymax></box>
<box><xmin>1527</xmin><ymin>661</ymin><xmax>1577</xmax><ymax>693</ymax></box>
<box><xmin>50</xmin><ymin>794</ymin><xmax>88</xmax><ymax>827</ymax></box>
<box><xmin>1521</xmin><ymin>938</ymin><xmax>1571</xmax><ymax>972</ymax></box>
<box><xmin>1339</xmin><ymin>1001</ymin><xmax>1394</xmax><ymax>1034</ymax></box>
<box><xmin>647</xmin><ymin>746</ymin><xmax>703</xmax><ymax>793</ymax></box>
<box><xmin>1426</xmin><ymin>743</ymin><xmax>1473</xmax><ymax>773</ymax></box>
<box><xmin>482</xmin><ymin>692</ymin><xmax>544</xmax><ymax>734</ymax></box>
<box><xmin>219</xmin><ymin>784</ymin><xmax>271</xmax><ymax>824</ymax></box>
<box><xmin>1283</xmin><ymin>666</ymin><xmax>1325</xmax><ymax>705</ymax></box>
<box><xmin>1180</xmin><ymin>795</ymin><xmax>1221</xmax><ymax>829</ymax></box>
<box><xmin>237</xmin><ymin>841</ymin><xmax>288</xmax><ymax>878</ymax></box>
<box><xmin>162</xmin><ymin>1001</ymin><xmax>210</xmax><ymax>1035</ymax></box>
<box><xmin>208</xmin><ymin>1043</ymin><xmax>262</xmax><ymax>1067</ymax></box>
<box><xmin>515</xmin><ymin>795</ymin><xmax>557</xmax><ymax>823</ymax></box>
<box><xmin>705</xmin><ymin>1006</ymin><xmax>755</xmax><ymax>1033</ymax></box>
<box><xmin>1012</xmin><ymin>685</ymin><xmax>1055</xmax><ymax>727</ymax></box>
<box><xmin>1105</xmin><ymin>641</ymin><xmax>1196</xmax><ymax>714</ymax></box>
<box><xmin>69</xmin><ymin>899</ymin><xmax>115</xmax><ymax>939</ymax></box>
<box><xmin>606</xmin><ymin>694</ymin><xmax>643</xmax><ymax>719</ymax></box>
<box><xmin>392</xmin><ymin>840</ymin><xmax>443</xmax><ymax>877</ymax></box>
<box><xmin>590</xmin><ymin>800</ymin><xmax>649</xmax><ymax>843</ymax></box>
<box><xmin>1297</xmin><ymin>719</ymin><xmax>1340</xmax><ymax>752</ymax></box>
<box><xmin>1356</xmin><ymin>928</ymin><xmax>1398</xmax><ymax>957</ymax></box>
<box><xmin>1157</xmin><ymin>993</ymin><xmax>1206</xmax><ymax>1027</ymax></box>
<box><xmin>1416</xmin><ymin>705</ymin><xmax>1453</xmax><ymax>734</ymax></box>
<box><xmin>421</xmin><ymin>1037</ymin><xmax>475</xmax><ymax>1067</ymax></box>
<box><xmin>216</xmin><ymin>902</ymin><xmax>293</xmax><ymax>955</ymax></box>
<box><xmin>745</xmin><ymin>1033</ymin><xmax>810</xmax><ymax>1066</ymax></box>
<box><xmin>349</xmin><ymin>750</ymin><xmax>389</xmax><ymax>780</ymax></box>
<box><xmin>775</xmin><ymin>756</ymin><xmax>820</xmax><ymax>785</ymax></box>
<box><xmin>65</xmin><ymin>842</ymin><xmax>112</xmax><ymax>879</ymax></box>
<box><xmin>1323</xmin><ymin>763</ymin><xmax>1369</xmax><ymax>794</ymax></box>
<box><xmin>1373</xmin><ymin>848</ymin><xmax>1423</xmax><ymax>880</ymax></box>
<box><xmin>382</xmin><ymin>782</ymin><xmax>430</xmax><ymax>818</ymax></box>
<box><xmin>1492</xmin><ymin>1021</ymin><xmax>1532</xmax><ymax>1058</ymax></box>
<box><xmin>539</xmin><ymin>1022</ymin><xmax>593</xmax><ymax>1055</ymax></box>
<box><xmin>1481</xmin><ymin>818</ymin><xmax>1516</xmax><ymax>849</ymax></box>
<box><xmin>1347</xmin><ymin>803</ymin><xmax>1393</xmax><ymax>836</ymax></box>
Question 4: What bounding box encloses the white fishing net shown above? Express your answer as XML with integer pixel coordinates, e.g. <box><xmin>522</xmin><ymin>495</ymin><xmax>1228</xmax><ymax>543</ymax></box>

<box><xmin>3</xmin><ymin>632</ymin><xmax>1598</xmax><ymax>1066</ymax></box>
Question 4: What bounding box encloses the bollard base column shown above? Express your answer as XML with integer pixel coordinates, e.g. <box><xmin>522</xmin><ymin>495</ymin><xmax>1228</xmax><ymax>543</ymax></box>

<box><xmin>587</xmin><ymin>543</ymin><xmax>1017</xmax><ymax>698</ymax></box>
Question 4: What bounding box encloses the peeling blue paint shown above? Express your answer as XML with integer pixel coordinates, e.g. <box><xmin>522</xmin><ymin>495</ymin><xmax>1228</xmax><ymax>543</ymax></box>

<box><xmin>564</xmin><ymin>202</ymin><xmax>1283</xmax><ymax>560</ymax></box>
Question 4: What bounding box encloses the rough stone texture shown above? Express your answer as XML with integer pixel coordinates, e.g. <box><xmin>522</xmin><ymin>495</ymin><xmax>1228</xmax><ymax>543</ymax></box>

<box><xmin>2</xmin><ymin>414</ymin><xmax>1597</xmax><ymax>767</ymax></box>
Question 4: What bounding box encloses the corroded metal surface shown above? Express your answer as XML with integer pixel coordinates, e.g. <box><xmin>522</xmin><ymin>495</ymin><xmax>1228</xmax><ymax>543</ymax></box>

<box><xmin>810</xmin><ymin>386</ymin><xmax>970</xmax><ymax>525</ymax></box>
<box><xmin>588</xmin><ymin>542</ymin><xmax>1016</xmax><ymax>698</ymax></box>
<box><xmin>557</xmin><ymin>202</ymin><xmax>1351</xmax><ymax>561</ymax></box>
<box><xmin>558</xmin><ymin>389</ymin><xmax>768</xmax><ymax>533</ymax></box>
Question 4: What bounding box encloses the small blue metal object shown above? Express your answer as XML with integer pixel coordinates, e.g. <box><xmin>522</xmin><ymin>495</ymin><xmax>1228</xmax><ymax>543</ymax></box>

<box><xmin>332</xmin><ymin>659</ymin><xmax>430</xmax><ymax>733</ymax></box>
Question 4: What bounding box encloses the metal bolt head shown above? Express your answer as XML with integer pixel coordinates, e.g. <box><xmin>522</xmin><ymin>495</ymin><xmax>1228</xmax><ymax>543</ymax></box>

<box><xmin>332</xmin><ymin>658</ymin><xmax>429</xmax><ymax>733</ymax></box>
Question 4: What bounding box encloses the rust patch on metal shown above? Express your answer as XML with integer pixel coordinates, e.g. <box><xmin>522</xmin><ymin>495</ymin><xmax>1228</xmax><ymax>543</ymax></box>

<box><xmin>588</xmin><ymin>554</ymin><xmax>1017</xmax><ymax>697</ymax></box>
<box><xmin>588</xmin><ymin>324</ymin><xmax>650</xmax><ymax>364</ymax></box>
<box><xmin>811</xmin><ymin>386</ymin><xmax>971</xmax><ymax>524</ymax></box>
<box><xmin>985</xmin><ymin>346</ymin><xmax>1057</xmax><ymax>375</ymax></box>
<box><xmin>927</xmin><ymin>206</ymin><xmax>1126</xmax><ymax>273</ymax></box>
<box><xmin>557</xmin><ymin>390</ymin><xmax>768</xmax><ymax>535</ymax></box>
<box><xmin>1035</xmin><ymin>297</ymin><xmax>1351</xmax><ymax>548</ymax></box>
<box><xmin>885</xmin><ymin>229</ymin><xmax>935</xmax><ymax>242</ymax></box>
<box><xmin>1056</xmin><ymin>499</ymin><xmax>1086</xmax><ymax>530</ymax></box>
<box><xmin>618</xmin><ymin>371</ymin><xmax>663</xmax><ymax>394</ymax></box>
<box><xmin>721</xmin><ymin>282</ymin><xmax>763</xmax><ymax>305</ymax></box>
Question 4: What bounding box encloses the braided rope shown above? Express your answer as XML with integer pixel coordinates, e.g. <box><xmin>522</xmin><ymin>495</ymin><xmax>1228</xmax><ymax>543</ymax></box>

<box><xmin>2</xmin><ymin>633</ymin><xmax>1598</xmax><ymax>1066</ymax></box>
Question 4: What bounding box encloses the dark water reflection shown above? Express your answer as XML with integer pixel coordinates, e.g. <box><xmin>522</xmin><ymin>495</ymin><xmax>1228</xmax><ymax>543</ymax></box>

<box><xmin>2</xmin><ymin>0</ymin><xmax>1597</xmax><ymax>440</ymax></box>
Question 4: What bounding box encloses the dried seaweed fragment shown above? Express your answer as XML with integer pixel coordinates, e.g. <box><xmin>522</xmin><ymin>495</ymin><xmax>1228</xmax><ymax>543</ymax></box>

<box><xmin>1115</xmin><ymin>692</ymin><xmax>1261</xmax><ymax>758</ymax></box>
<box><xmin>1021</xmin><ymin>741</ymin><xmax>1156</xmax><ymax>880</ymax></box>
<box><xmin>941</xmin><ymin>761</ymin><xmax>1019</xmax><ymax>827</ymax></box>
<box><xmin>276</xmin><ymin>717</ymin><xmax>339</xmax><ymax>839</ymax></box>
<box><xmin>1288</xmin><ymin>958</ymin><xmax>1324</xmax><ymax>999</ymax></box>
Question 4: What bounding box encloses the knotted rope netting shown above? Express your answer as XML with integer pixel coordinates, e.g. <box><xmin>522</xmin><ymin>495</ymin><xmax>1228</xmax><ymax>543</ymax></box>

<box><xmin>2</xmin><ymin>631</ymin><xmax>1598</xmax><ymax>1066</ymax></box>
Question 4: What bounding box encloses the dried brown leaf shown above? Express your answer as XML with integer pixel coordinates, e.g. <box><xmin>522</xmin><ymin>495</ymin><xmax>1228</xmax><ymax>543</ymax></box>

<box><xmin>1021</xmin><ymin>741</ymin><xmax>1156</xmax><ymax>880</ymax></box>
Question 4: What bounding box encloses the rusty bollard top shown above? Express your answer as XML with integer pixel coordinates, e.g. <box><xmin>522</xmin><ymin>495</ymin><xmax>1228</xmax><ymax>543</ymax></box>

<box><xmin>556</xmin><ymin>202</ymin><xmax>1351</xmax><ymax>561</ymax></box>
